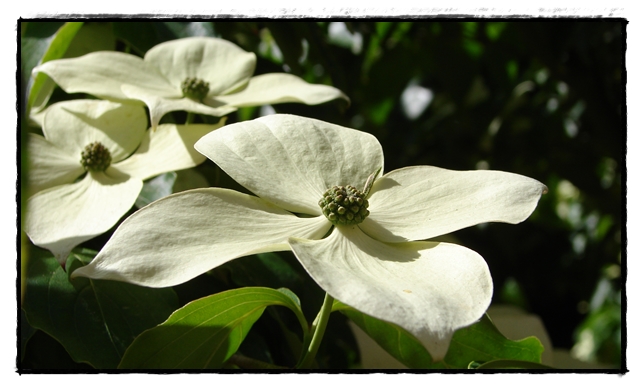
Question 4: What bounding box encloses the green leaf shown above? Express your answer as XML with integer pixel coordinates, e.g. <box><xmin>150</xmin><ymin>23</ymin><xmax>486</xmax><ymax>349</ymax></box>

<box><xmin>119</xmin><ymin>287</ymin><xmax>308</xmax><ymax>369</ymax></box>
<box><xmin>333</xmin><ymin>301</ymin><xmax>544</xmax><ymax>369</ymax></box>
<box><xmin>22</xmin><ymin>248</ymin><xmax>180</xmax><ymax>368</ymax></box>
<box><xmin>22</xmin><ymin>22</ymin><xmax>84</xmax><ymax>115</ymax></box>
<box><xmin>135</xmin><ymin>172</ymin><xmax>177</xmax><ymax>208</ymax></box>
<box><xmin>445</xmin><ymin>313</ymin><xmax>544</xmax><ymax>368</ymax></box>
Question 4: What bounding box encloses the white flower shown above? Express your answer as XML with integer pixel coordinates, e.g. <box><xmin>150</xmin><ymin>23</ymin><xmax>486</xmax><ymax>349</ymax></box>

<box><xmin>72</xmin><ymin>114</ymin><xmax>546</xmax><ymax>360</ymax></box>
<box><xmin>24</xmin><ymin>99</ymin><xmax>225</xmax><ymax>265</ymax></box>
<box><xmin>33</xmin><ymin>37</ymin><xmax>349</xmax><ymax>128</ymax></box>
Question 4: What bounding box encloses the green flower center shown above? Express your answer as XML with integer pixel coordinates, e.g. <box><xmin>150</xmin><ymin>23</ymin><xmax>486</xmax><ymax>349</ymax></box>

<box><xmin>181</xmin><ymin>77</ymin><xmax>210</xmax><ymax>102</ymax></box>
<box><xmin>80</xmin><ymin>142</ymin><xmax>111</xmax><ymax>172</ymax></box>
<box><xmin>319</xmin><ymin>185</ymin><xmax>370</xmax><ymax>225</ymax></box>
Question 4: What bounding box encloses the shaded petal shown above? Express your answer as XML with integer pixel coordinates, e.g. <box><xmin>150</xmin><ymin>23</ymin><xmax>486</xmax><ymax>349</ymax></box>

<box><xmin>121</xmin><ymin>84</ymin><xmax>236</xmax><ymax>129</ymax></box>
<box><xmin>27</xmin><ymin>133</ymin><xmax>84</xmax><ymax>195</ymax></box>
<box><xmin>24</xmin><ymin>170</ymin><xmax>143</xmax><ymax>265</ymax></box>
<box><xmin>195</xmin><ymin>114</ymin><xmax>384</xmax><ymax>214</ymax></box>
<box><xmin>33</xmin><ymin>51</ymin><xmax>177</xmax><ymax>101</ymax></box>
<box><xmin>114</xmin><ymin>120</ymin><xmax>226</xmax><ymax>180</ymax></box>
<box><xmin>42</xmin><ymin>100</ymin><xmax>147</xmax><ymax>162</ymax></box>
<box><xmin>362</xmin><ymin>166</ymin><xmax>548</xmax><ymax>242</ymax></box>
<box><xmin>289</xmin><ymin>226</ymin><xmax>493</xmax><ymax>361</ymax></box>
<box><xmin>144</xmin><ymin>37</ymin><xmax>256</xmax><ymax>96</ymax></box>
<box><xmin>216</xmin><ymin>73</ymin><xmax>349</xmax><ymax>107</ymax></box>
<box><xmin>72</xmin><ymin>188</ymin><xmax>332</xmax><ymax>287</ymax></box>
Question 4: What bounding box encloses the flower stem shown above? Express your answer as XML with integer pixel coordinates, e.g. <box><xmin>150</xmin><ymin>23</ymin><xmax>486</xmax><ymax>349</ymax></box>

<box><xmin>297</xmin><ymin>292</ymin><xmax>334</xmax><ymax>369</ymax></box>
<box><xmin>185</xmin><ymin>112</ymin><xmax>195</xmax><ymax>125</ymax></box>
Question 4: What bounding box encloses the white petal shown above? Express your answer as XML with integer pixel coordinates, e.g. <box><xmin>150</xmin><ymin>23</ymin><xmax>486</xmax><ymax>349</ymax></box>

<box><xmin>42</xmin><ymin>100</ymin><xmax>147</xmax><ymax>162</ymax></box>
<box><xmin>144</xmin><ymin>37</ymin><xmax>256</xmax><ymax>96</ymax></box>
<box><xmin>33</xmin><ymin>51</ymin><xmax>177</xmax><ymax>101</ymax></box>
<box><xmin>289</xmin><ymin>226</ymin><xmax>493</xmax><ymax>361</ymax></box>
<box><xmin>121</xmin><ymin>85</ymin><xmax>236</xmax><ymax>129</ymax></box>
<box><xmin>71</xmin><ymin>188</ymin><xmax>332</xmax><ymax>287</ymax></box>
<box><xmin>24</xmin><ymin>171</ymin><xmax>143</xmax><ymax>265</ymax></box>
<box><xmin>362</xmin><ymin>166</ymin><xmax>548</xmax><ymax>242</ymax></box>
<box><xmin>216</xmin><ymin>73</ymin><xmax>349</xmax><ymax>107</ymax></box>
<box><xmin>114</xmin><ymin>120</ymin><xmax>226</xmax><ymax>180</ymax></box>
<box><xmin>195</xmin><ymin>114</ymin><xmax>384</xmax><ymax>214</ymax></box>
<box><xmin>26</xmin><ymin>133</ymin><xmax>84</xmax><ymax>195</ymax></box>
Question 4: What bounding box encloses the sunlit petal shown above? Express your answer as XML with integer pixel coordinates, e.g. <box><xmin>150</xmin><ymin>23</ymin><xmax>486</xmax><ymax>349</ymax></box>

<box><xmin>24</xmin><ymin>171</ymin><xmax>143</xmax><ymax>265</ymax></box>
<box><xmin>362</xmin><ymin>166</ymin><xmax>548</xmax><ymax>242</ymax></box>
<box><xmin>121</xmin><ymin>84</ymin><xmax>236</xmax><ymax>129</ymax></box>
<box><xmin>26</xmin><ymin>133</ymin><xmax>84</xmax><ymax>195</ymax></box>
<box><xmin>115</xmin><ymin>120</ymin><xmax>226</xmax><ymax>180</ymax></box>
<box><xmin>195</xmin><ymin>114</ymin><xmax>383</xmax><ymax>214</ymax></box>
<box><xmin>216</xmin><ymin>73</ymin><xmax>349</xmax><ymax>107</ymax></box>
<box><xmin>72</xmin><ymin>188</ymin><xmax>332</xmax><ymax>287</ymax></box>
<box><xmin>289</xmin><ymin>226</ymin><xmax>493</xmax><ymax>361</ymax></box>
<box><xmin>41</xmin><ymin>100</ymin><xmax>147</xmax><ymax>162</ymax></box>
<box><xmin>143</xmin><ymin>37</ymin><xmax>256</xmax><ymax>96</ymax></box>
<box><xmin>33</xmin><ymin>51</ymin><xmax>177</xmax><ymax>101</ymax></box>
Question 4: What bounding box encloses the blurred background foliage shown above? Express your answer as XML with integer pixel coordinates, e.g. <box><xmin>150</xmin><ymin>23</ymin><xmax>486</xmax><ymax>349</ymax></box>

<box><xmin>20</xmin><ymin>20</ymin><xmax>623</xmax><ymax>369</ymax></box>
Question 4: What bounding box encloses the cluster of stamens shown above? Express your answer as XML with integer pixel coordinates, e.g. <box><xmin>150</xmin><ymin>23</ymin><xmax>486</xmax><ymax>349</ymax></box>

<box><xmin>181</xmin><ymin>77</ymin><xmax>210</xmax><ymax>102</ymax></box>
<box><xmin>319</xmin><ymin>185</ymin><xmax>370</xmax><ymax>225</ymax></box>
<box><xmin>80</xmin><ymin>142</ymin><xmax>111</xmax><ymax>172</ymax></box>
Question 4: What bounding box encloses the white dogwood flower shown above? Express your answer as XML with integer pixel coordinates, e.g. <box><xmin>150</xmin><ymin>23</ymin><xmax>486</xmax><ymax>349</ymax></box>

<box><xmin>72</xmin><ymin>114</ymin><xmax>546</xmax><ymax>360</ymax></box>
<box><xmin>33</xmin><ymin>37</ymin><xmax>349</xmax><ymax>128</ymax></box>
<box><xmin>24</xmin><ymin>99</ymin><xmax>224</xmax><ymax>265</ymax></box>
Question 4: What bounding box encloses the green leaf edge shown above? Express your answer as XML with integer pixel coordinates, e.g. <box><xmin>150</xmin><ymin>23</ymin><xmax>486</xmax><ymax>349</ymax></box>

<box><xmin>118</xmin><ymin>286</ymin><xmax>308</xmax><ymax>369</ymax></box>
<box><xmin>27</xmin><ymin>22</ymin><xmax>84</xmax><ymax>114</ymax></box>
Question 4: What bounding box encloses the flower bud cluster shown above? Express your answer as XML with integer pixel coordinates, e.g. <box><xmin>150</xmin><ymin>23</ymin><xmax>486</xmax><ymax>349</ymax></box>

<box><xmin>80</xmin><ymin>142</ymin><xmax>112</xmax><ymax>172</ymax></box>
<box><xmin>181</xmin><ymin>77</ymin><xmax>210</xmax><ymax>102</ymax></box>
<box><xmin>319</xmin><ymin>185</ymin><xmax>370</xmax><ymax>225</ymax></box>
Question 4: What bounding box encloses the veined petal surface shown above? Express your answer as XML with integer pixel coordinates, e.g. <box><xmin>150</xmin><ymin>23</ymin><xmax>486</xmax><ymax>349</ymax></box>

<box><xmin>26</xmin><ymin>133</ymin><xmax>84</xmax><ymax>195</ymax></box>
<box><xmin>114</xmin><ymin>120</ymin><xmax>226</xmax><ymax>180</ymax></box>
<box><xmin>42</xmin><ymin>100</ymin><xmax>147</xmax><ymax>162</ymax></box>
<box><xmin>195</xmin><ymin>114</ymin><xmax>384</xmax><ymax>215</ymax></box>
<box><xmin>216</xmin><ymin>73</ymin><xmax>349</xmax><ymax>107</ymax></box>
<box><xmin>34</xmin><ymin>51</ymin><xmax>177</xmax><ymax>101</ymax></box>
<box><xmin>289</xmin><ymin>226</ymin><xmax>493</xmax><ymax>361</ymax></box>
<box><xmin>72</xmin><ymin>188</ymin><xmax>332</xmax><ymax>287</ymax></box>
<box><xmin>24</xmin><ymin>170</ymin><xmax>143</xmax><ymax>265</ymax></box>
<box><xmin>144</xmin><ymin>37</ymin><xmax>256</xmax><ymax>96</ymax></box>
<box><xmin>362</xmin><ymin>166</ymin><xmax>547</xmax><ymax>242</ymax></box>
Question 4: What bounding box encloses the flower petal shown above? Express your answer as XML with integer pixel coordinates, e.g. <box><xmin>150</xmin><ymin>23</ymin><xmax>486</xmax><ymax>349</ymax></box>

<box><xmin>195</xmin><ymin>114</ymin><xmax>384</xmax><ymax>214</ymax></box>
<box><xmin>24</xmin><ymin>170</ymin><xmax>143</xmax><ymax>265</ymax></box>
<box><xmin>114</xmin><ymin>120</ymin><xmax>226</xmax><ymax>181</ymax></box>
<box><xmin>121</xmin><ymin>85</ymin><xmax>236</xmax><ymax>129</ymax></box>
<box><xmin>216</xmin><ymin>73</ymin><xmax>349</xmax><ymax>107</ymax></box>
<box><xmin>289</xmin><ymin>226</ymin><xmax>493</xmax><ymax>361</ymax></box>
<box><xmin>143</xmin><ymin>37</ymin><xmax>256</xmax><ymax>96</ymax></box>
<box><xmin>71</xmin><ymin>188</ymin><xmax>332</xmax><ymax>287</ymax></box>
<box><xmin>361</xmin><ymin>166</ymin><xmax>548</xmax><ymax>242</ymax></box>
<box><xmin>26</xmin><ymin>133</ymin><xmax>84</xmax><ymax>195</ymax></box>
<box><xmin>42</xmin><ymin>100</ymin><xmax>147</xmax><ymax>162</ymax></box>
<box><xmin>33</xmin><ymin>51</ymin><xmax>177</xmax><ymax>101</ymax></box>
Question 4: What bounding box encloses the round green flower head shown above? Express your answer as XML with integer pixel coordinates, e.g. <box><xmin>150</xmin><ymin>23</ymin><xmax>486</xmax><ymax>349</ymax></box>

<box><xmin>319</xmin><ymin>185</ymin><xmax>370</xmax><ymax>225</ymax></box>
<box><xmin>181</xmin><ymin>77</ymin><xmax>210</xmax><ymax>102</ymax></box>
<box><xmin>80</xmin><ymin>141</ymin><xmax>111</xmax><ymax>172</ymax></box>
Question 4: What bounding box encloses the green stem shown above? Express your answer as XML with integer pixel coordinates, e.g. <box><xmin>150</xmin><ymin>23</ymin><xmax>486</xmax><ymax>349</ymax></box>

<box><xmin>185</xmin><ymin>111</ymin><xmax>194</xmax><ymax>125</ymax></box>
<box><xmin>297</xmin><ymin>293</ymin><xmax>334</xmax><ymax>369</ymax></box>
